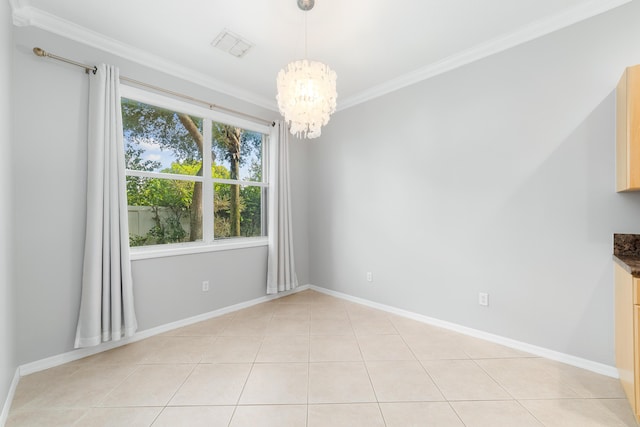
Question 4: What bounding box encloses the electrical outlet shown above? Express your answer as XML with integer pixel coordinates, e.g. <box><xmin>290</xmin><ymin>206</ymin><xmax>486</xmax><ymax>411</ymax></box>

<box><xmin>366</xmin><ymin>272</ymin><xmax>373</xmax><ymax>282</ymax></box>
<box><xmin>478</xmin><ymin>292</ymin><xmax>489</xmax><ymax>306</ymax></box>
<box><xmin>202</xmin><ymin>281</ymin><xmax>210</xmax><ymax>292</ymax></box>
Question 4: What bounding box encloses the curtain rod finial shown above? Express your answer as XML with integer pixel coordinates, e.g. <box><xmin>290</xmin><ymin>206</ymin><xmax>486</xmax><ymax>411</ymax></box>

<box><xmin>33</xmin><ymin>47</ymin><xmax>47</xmax><ymax>57</ymax></box>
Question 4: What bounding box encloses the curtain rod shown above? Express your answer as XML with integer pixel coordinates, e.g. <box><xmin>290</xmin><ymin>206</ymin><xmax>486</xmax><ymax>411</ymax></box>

<box><xmin>32</xmin><ymin>47</ymin><xmax>276</xmax><ymax>127</ymax></box>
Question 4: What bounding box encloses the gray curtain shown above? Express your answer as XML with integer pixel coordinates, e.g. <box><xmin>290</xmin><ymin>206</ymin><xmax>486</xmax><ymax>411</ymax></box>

<box><xmin>75</xmin><ymin>64</ymin><xmax>137</xmax><ymax>348</ymax></box>
<box><xmin>267</xmin><ymin>121</ymin><xmax>298</xmax><ymax>294</ymax></box>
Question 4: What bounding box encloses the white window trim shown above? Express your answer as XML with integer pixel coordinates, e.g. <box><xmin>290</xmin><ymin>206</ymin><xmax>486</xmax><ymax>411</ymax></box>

<box><xmin>126</xmin><ymin>170</ymin><xmax>267</xmax><ymax>187</ymax></box>
<box><xmin>121</xmin><ymin>84</ymin><xmax>271</xmax><ymax>259</ymax></box>
<box><xmin>129</xmin><ymin>237</ymin><xmax>268</xmax><ymax>260</ymax></box>
<box><xmin>120</xmin><ymin>85</ymin><xmax>272</xmax><ymax>135</ymax></box>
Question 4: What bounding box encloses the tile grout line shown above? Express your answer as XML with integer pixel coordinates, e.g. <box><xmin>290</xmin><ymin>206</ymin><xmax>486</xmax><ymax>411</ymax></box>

<box><xmin>388</xmin><ymin>317</ymin><xmax>499</xmax><ymax>427</ymax></box>
<box><xmin>307</xmin><ymin>294</ymin><xmax>359</xmax><ymax>424</ymax></box>
<box><xmin>469</xmin><ymin>358</ymin><xmax>516</xmax><ymax>400</ymax></box>
<box><xmin>8</xmin><ymin>290</ymin><xmax>631</xmax><ymax>426</ymax></box>
<box><xmin>226</xmin><ymin>311</ymin><xmax>272</xmax><ymax>426</ymax></box>
<box><xmin>347</xmin><ymin>306</ymin><xmax>388</xmax><ymax>426</ymax></box>
<box><xmin>514</xmin><ymin>399</ymin><xmax>547</xmax><ymax>427</ymax></box>
<box><xmin>85</xmin><ymin>361</ymin><xmax>144</xmax><ymax>411</ymax></box>
<box><xmin>448</xmin><ymin>401</ymin><xmax>471</xmax><ymax>427</ymax></box>
<box><xmin>147</xmin><ymin>406</ymin><xmax>166</xmax><ymax>427</ymax></box>
<box><xmin>161</xmin><ymin>362</ymin><xmax>198</xmax><ymax>409</ymax></box>
<box><xmin>392</xmin><ymin>318</ymin><xmax>450</xmax><ymax>406</ymax></box>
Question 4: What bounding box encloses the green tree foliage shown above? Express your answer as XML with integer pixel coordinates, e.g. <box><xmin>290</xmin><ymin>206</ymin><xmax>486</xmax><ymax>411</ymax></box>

<box><xmin>125</xmin><ymin>147</ymin><xmax>195</xmax><ymax>246</ymax></box>
<box><xmin>122</xmin><ymin>98</ymin><xmax>264</xmax><ymax>246</ymax></box>
<box><xmin>122</xmin><ymin>99</ymin><xmax>202</xmax><ymax>162</ymax></box>
<box><xmin>211</xmin><ymin>125</ymin><xmax>262</xmax><ymax>236</ymax></box>
<box><xmin>239</xmin><ymin>160</ymin><xmax>263</xmax><ymax>238</ymax></box>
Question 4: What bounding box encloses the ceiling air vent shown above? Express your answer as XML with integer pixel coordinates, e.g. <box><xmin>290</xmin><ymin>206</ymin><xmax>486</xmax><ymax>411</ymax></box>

<box><xmin>211</xmin><ymin>29</ymin><xmax>253</xmax><ymax>58</ymax></box>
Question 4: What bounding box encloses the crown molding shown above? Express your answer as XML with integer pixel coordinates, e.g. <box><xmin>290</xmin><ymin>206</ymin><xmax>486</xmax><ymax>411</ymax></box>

<box><xmin>10</xmin><ymin>4</ymin><xmax>279</xmax><ymax>111</ymax></box>
<box><xmin>8</xmin><ymin>0</ymin><xmax>28</xmax><ymax>25</ymax></box>
<box><xmin>10</xmin><ymin>0</ymin><xmax>631</xmax><ymax>113</ymax></box>
<box><xmin>338</xmin><ymin>0</ymin><xmax>632</xmax><ymax>111</ymax></box>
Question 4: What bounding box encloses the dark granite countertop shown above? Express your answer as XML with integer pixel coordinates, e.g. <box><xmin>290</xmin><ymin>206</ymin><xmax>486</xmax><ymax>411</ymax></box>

<box><xmin>614</xmin><ymin>234</ymin><xmax>640</xmax><ymax>277</ymax></box>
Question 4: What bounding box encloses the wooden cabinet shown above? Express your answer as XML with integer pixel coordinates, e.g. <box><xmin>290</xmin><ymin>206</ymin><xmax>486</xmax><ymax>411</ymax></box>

<box><xmin>615</xmin><ymin>262</ymin><xmax>640</xmax><ymax>422</ymax></box>
<box><xmin>616</xmin><ymin>64</ymin><xmax>640</xmax><ymax>192</ymax></box>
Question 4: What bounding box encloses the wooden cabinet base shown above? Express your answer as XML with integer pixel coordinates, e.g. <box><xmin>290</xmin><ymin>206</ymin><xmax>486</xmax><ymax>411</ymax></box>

<box><xmin>615</xmin><ymin>263</ymin><xmax>640</xmax><ymax>422</ymax></box>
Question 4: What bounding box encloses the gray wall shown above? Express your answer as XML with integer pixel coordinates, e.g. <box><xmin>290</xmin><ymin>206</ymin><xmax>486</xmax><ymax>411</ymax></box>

<box><xmin>0</xmin><ymin>0</ymin><xmax>16</xmax><ymax>411</ymax></box>
<box><xmin>308</xmin><ymin>1</ymin><xmax>640</xmax><ymax>366</ymax></box>
<box><xmin>11</xmin><ymin>26</ymin><xmax>310</xmax><ymax>364</ymax></box>
<box><xmin>132</xmin><ymin>247</ymin><xmax>268</xmax><ymax>331</ymax></box>
<box><xmin>10</xmin><ymin>0</ymin><xmax>640</xmax><ymax>372</ymax></box>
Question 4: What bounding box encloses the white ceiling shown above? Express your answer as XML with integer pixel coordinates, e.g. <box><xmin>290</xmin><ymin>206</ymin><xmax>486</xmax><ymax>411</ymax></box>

<box><xmin>10</xmin><ymin>0</ymin><xmax>632</xmax><ymax>111</ymax></box>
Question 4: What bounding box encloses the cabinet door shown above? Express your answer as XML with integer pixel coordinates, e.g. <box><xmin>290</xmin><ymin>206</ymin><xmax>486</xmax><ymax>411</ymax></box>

<box><xmin>616</xmin><ymin>263</ymin><xmax>636</xmax><ymax>411</ymax></box>
<box><xmin>616</xmin><ymin>64</ymin><xmax>640</xmax><ymax>192</ymax></box>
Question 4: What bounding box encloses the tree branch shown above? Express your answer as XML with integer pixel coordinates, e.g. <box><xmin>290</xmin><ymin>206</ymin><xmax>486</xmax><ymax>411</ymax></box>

<box><xmin>177</xmin><ymin>113</ymin><xmax>204</xmax><ymax>152</ymax></box>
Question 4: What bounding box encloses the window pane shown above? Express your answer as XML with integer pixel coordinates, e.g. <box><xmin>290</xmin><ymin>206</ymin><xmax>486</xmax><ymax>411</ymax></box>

<box><xmin>213</xmin><ymin>183</ymin><xmax>264</xmax><ymax>239</ymax></box>
<box><xmin>122</xmin><ymin>98</ymin><xmax>203</xmax><ymax>176</ymax></box>
<box><xmin>127</xmin><ymin>176</ymin><xmax>202</xmax><ymax>246</ymax></box>
<box><xmin>210</xmin><ymin>123</ymin><xmax>263</xmax><ymax>182</ymax></box>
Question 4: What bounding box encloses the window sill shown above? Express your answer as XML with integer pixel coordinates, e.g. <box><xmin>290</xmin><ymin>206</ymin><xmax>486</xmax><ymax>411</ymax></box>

<box><xmin>129</xmin><ymin>237</ymin><xmax>268</xmax><ymax>260</ymax></box>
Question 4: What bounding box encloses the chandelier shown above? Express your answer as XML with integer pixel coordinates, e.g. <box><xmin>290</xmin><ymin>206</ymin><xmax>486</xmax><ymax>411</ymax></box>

<box><xmin>276</xmin><ymin>0</ymin><xmax>337</xmax><ymax>139</ymax></box>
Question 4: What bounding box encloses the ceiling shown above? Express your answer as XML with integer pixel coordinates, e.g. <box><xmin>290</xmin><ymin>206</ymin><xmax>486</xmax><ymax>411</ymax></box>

<box><xmin>10</xmin><ymin>0</ymin><xmax>631</xmax><ymax>111</ymax></box>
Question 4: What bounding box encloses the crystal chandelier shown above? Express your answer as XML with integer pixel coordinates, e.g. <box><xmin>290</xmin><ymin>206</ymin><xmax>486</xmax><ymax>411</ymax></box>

<box><xmin>276</xmin><ymin>0</ymin><xmax>337</xmax><ymax>139</ymax></box>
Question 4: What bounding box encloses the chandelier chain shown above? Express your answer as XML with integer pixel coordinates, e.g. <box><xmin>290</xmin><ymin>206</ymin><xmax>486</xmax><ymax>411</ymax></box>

<box><xmin>304</xmin><ymin>12</ymin><xmax>308</xmax><ymax>59</ymax></box>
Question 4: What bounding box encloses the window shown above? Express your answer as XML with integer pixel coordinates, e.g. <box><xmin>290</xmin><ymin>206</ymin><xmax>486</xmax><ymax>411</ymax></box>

<box><xmin>121</xmin><ymin>86</ymin><xmax>270</xmax><ymax>256</ymax></box>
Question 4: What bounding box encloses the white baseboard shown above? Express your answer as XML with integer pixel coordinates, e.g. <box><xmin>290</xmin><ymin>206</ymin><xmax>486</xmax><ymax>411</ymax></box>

<box><xmin>19</xmin><ymin>285</ymin><xmax>310</xmax><ymax>377</ymax></box>
<box><xmin>309</xmin><ymin>285</ymin><xmax>618</xmax><ymax>378</ymax></box>
<box><xmin>0</xmin><ymin>368</ymin><xmax>20</xmax><ymax>427</ymax></box>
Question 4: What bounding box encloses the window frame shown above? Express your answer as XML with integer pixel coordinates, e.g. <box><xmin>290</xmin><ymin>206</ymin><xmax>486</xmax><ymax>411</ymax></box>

<box><xmin>121</xmin><ymin>85</ymin><xmax>271</xmax><ymax>260</ymax></box>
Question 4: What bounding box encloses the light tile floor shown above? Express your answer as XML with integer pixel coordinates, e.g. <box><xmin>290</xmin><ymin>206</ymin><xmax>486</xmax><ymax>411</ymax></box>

<box><xmin>6</xmin><ymin>290</ymin><xmax>639</xmax><ymax>426</ymax></box>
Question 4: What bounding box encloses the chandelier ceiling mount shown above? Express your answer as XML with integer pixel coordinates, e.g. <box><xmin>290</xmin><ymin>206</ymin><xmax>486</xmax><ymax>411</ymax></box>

<box><xmin>297</xmin><ymin>0</ymin><xmax>315</xmax><ymax>11</ymax></box>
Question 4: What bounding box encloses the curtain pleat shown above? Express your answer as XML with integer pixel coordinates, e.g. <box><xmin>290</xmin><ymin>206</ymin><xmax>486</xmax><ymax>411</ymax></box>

<box><xmin>75</xmin><ymin>64</ymin><xmax>137</xmax><ymax>348</ymax></box>
<box><xmin>267</xmin><ymin>121</ymin><xmax>298</xmax><ymax>294</ymax></box>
